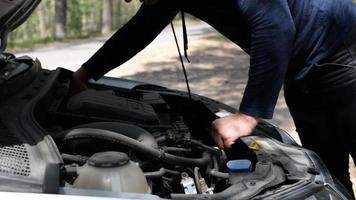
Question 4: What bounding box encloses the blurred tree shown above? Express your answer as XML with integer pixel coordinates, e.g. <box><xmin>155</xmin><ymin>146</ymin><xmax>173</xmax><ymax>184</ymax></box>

<box><xmin>67</xmin><ymin>0</ymin><xmax>102</xmax><ymax>37</ymax></box>
<box><xmin>102</xmin><ymin>0</ymin><xmax>113</xmax><ymax>35</ymax></box>
<box><xmin>8</xmin><ymin>0</ymin><xmax>141</xmax><ymax>49</ymax></box>
<box><xmin>112</xmin><ymin>0</ymin><xmax>140</xmax><ymax>29</ymax></box>
<box><xmin>55</xmin><ymin>0</ymin><xmax>67</xmax><ymax>40</ymax></box>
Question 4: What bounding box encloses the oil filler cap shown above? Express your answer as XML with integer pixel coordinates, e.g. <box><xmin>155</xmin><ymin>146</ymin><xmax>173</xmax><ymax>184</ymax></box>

<box><xmin>88</xmin><ymin>151</ymin><xmax>130</xmax><ymax>168</ymax></box>
<box><xmin>226</xmin><ymin>159</ymin><xmax>252</xmax><ymax>173</ymax></box>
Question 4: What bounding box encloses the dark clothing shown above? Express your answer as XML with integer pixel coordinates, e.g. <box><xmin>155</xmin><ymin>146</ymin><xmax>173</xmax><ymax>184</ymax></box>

<box><xmin>82</xmin><ymin>0</ymin><xmax>356</xmax><ymax>195</ymax></box>
<box><xmin>285</xmin><ymin>27</ymin><xmax>356</xmax><ymax>197</ymax></box>
<box><xmin>82</xmin><ymin>0</ymin><xmax>356</xmax><ymax>119</ymax></box>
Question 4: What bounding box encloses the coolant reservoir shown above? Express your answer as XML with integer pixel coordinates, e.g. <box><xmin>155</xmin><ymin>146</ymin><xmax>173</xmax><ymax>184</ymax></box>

<box><xmin>73</xmin><ymin>151</ymin><xmax>150</xmax><ymax>193</ymax></box>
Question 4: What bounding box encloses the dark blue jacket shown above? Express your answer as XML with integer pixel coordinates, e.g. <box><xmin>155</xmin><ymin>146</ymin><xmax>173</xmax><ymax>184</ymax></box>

<box><xmin>82</xmin><ymin>0</ymin><xmax>356</xmax><ymax>119</ymax></box>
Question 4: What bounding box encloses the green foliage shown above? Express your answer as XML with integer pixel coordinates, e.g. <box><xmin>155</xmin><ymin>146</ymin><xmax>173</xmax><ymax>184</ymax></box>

<box><xmin>66</xmin><ymin>0</ymin><xmax>102</xmax><ymax>37</ymax></box>
<box><xmin>8</xmin><ymin>36</ymin><xmax>55</xmax><ymax>50</ymax></box>
<box><xmin>112</xmin><ymin>1</ymin><xmax>141</xmax><ymax>29</ymax></box>
<box><xmin>8</xmin><ymin>0</ymin><xmax>141</xmax><ymax>49</ymax></box>
<box><xmin>9</xmin><ymin>0</ymin><xmax>55</xmax><ymax>42</ymax></box>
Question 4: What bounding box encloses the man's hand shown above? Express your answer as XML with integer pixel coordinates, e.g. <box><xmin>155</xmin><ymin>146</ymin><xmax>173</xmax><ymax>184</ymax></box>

<box><xmin>69</xmin><ymin>68</ymin><xmax>89</xmax><ymax>96</ymax></box>
<box><xmin>212</xmin><ymin>113</ymin><xmax>258</xmax><ymax>149</ymax></box>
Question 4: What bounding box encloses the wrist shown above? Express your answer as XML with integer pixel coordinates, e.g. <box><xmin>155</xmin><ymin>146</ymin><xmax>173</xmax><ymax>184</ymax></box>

<box><xmin>234</xmin><ymin>113</ymin><xmax>258</xmax><ymax>137</ymax></box>
<box><xmin>238</xmin><ymin>112</ymin><xmax>258</xmax><ymax>125</ymax></box>
<box><xmin>73</xmin><ymin>68</ymin><xmax>90</xmax><ymax>83</ymax></box>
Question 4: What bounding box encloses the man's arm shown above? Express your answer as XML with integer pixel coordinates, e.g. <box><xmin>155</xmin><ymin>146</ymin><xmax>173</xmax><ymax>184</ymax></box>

<box><xmin>212</xmin><ymin>0</ymin><xmax>296</xmax><ymax>149</ymax></box>
<box><xmin>238</xmin><ymin>0</ymin><xmax>296</xmax><ymax>119</ymax></box>
<box><xmin>82</xmin><ymin>0</ymin><xmax>179</xmax><ymax>80</ymax></box>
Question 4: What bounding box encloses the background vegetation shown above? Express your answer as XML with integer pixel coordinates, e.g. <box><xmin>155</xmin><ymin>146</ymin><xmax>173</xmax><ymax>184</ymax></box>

<box><xmin>8</xmin><ymin>0</ymin><xmax>141</xmax><ymax>49</ymax></box>
<box><xmin>12</xmin><ymin>0</ymin><xmax>347</xmax><ymax>50</ymax></box>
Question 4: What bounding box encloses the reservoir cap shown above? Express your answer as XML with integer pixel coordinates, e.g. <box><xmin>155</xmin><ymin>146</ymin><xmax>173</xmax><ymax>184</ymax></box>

<box><xmin>88</xmin><ymin>151</ymin><xmax>129</xmax><ymax>168</ymax></box>
<box><xmin>226</xmin><ymin>159</ymin><xmax>252</xmax><ymax>173</ymax></box>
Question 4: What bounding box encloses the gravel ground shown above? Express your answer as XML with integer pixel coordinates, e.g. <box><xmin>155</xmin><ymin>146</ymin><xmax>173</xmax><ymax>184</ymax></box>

<box><xmin>106</xmin><ymin>33</ymin><xmax>356</xmax><ymax>195</ymax></box>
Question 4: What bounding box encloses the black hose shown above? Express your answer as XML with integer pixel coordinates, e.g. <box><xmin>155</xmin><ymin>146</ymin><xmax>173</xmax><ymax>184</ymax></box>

<box><xmin>208</xmin><ymin>157</ymin><xmax>229</xmax><ymax>179</ymax></box>
<box><xmin>63</xmin><ymin>128</ymin><xmax>212</xmax><ymax>167</ymax></box>
<box><xmin>194</xmin><ymin>167</ymin><xmax>202</xmax><ymax>194</ymax></box>
<box><xmin>190</xmin><ymin>139</ymin><xmax>222</xmax><ymax>156</ymax></box>
<box><xmin>163</xmin><ymin>147</ymin><xmax>191</xmax><ymax>152</ymax></box>
<box><xmin>62</xmin><ymin>153</ymin><xmax>89</xmax><ymax>165</ymax></box>
<box><xmin>144</xmin><ymin>168</ymin><xmax>180</xmax><ymax>179</ymax></box>
<box><xmin>208</xmin><ymin>170</ymin><xmax>229</xmax><ymax>179</ymax></box>
<box><xmin>71</xmin><ymin>122</ymin><xmax>158</xmax><ymax>149</ymax></box>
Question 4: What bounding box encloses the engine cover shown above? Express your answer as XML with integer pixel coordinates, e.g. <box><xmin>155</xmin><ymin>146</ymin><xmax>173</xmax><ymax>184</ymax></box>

<box><xmin>67</xmin><ymin>90</ymin><xmax>160</xmax><ymax>125</ymax></box>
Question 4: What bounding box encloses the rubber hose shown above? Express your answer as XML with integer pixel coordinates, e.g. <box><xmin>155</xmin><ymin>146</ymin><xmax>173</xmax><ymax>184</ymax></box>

<box><xmin>144</xmin><ymin>168</ymin><xmax>180</xmax><ymax>178</ymax></box>
<box><xmin>194</xmin><ymin>167</ymin><xmax>202</xmax><ymax>194</ymax></box>
<box><xmin>71</xmin><ymin>122</ymin><xmax>158</xmax><ymax>149</ymax></box>
<box><xmin>190</xmin><ymin>139</ymin><xmax>221</xmax><ymax>156</ymax></box>
<box><xmin>62</xmin><ymin>153</ymin><xmax>88</xmax><ymax>165</ymax></box>
<box><xmin>208</xmin><ymin>170</ymin><xmax>229</xmax><ymax>179</ymax></box>
<box><xmin>63</xmin><ymin>128</ymin><xmax>212</xmax><ymax>167</ymax></box>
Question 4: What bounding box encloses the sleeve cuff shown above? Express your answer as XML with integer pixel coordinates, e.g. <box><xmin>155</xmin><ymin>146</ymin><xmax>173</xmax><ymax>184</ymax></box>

<box><xmin>239</xmin><ymin>104</ymin><xmax>275</xmax><ymax>119</ymax></box>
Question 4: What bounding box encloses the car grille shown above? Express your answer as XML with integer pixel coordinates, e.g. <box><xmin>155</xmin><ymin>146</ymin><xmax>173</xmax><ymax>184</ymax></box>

<box><xmin>0</xmin><ymin>123</ymin><xmax>30</xmax><ymax>177</ymax></box>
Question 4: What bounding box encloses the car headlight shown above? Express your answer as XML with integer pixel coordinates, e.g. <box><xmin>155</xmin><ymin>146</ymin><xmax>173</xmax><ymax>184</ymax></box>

<box><xmin>305</xmin><ymin>184</ymin><xmax>349</xmax><ymax>200</ymax></box>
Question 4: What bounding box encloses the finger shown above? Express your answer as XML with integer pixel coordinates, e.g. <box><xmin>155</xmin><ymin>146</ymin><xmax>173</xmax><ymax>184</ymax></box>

<box><xmin>223</xmin><ymin>139</ymin><xmax>235</xmax><ymax>149</ymax></box>
<box><xmin>217</xmin><ymin>137</ymin><xmax>224</xmax><ymax>149</ymax></box>
<box><xmin>212</xmin><ymin>131</ymin><xmax>224</xmax><ymax>149</ymax></box>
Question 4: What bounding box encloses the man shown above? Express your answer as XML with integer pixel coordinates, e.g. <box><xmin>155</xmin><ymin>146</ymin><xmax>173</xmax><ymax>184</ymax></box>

<box><xmin>70</xmin><ymin>0</ymin><xmax>356</xmax><ymax>196</ymax></box>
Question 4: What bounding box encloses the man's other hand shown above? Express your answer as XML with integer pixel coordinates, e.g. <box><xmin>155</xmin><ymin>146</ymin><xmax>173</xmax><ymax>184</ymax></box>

<box><xmin>69</xmin><ymin>68</ymin><xmax>89</xmax><ymax>96</ymax></box>
<box><xmin>212</xmin><ymin>113</ymin><xmax>258</xmax><ymax>149</ymax></box>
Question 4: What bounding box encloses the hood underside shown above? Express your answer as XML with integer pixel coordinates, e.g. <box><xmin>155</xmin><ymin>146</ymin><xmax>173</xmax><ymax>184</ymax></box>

<box><xmin>0</xmin><ymin>0</ymin><xmax>40</xmax><ymax>53</ymax></box>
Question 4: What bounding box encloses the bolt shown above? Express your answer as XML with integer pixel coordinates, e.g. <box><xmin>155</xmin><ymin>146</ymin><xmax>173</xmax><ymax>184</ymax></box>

<box><xmin>260</xmin><ymin>160</ymin><xmax>268</xmax><ymax>165</ymax></box>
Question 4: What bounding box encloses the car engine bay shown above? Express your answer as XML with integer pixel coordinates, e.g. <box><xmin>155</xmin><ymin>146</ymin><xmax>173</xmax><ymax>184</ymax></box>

<box><xmin>0</xmin><ymin>54</ymin><xmax>348</xmax><ymax>199</ymax></box>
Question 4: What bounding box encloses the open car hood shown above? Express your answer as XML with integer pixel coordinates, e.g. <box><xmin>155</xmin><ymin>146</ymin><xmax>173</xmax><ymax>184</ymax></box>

<box><xmin>0</xmin><ymin>0</ymin><xmax>40</xmax><ymax>52</ymax></box>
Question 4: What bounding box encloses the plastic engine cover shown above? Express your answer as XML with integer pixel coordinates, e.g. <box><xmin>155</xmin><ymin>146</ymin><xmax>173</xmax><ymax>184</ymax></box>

<box><xmin>67</xmin><ymin>90</ymin><xmax>159</xmax><ymax>124</ymax></box>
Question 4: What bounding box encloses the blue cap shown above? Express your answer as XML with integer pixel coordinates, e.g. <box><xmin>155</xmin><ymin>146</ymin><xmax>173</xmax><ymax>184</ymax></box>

<box><xmin>226</xmin><ymin>159</ymin><xmax>252</xmax><ymax>173</ymax></box>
